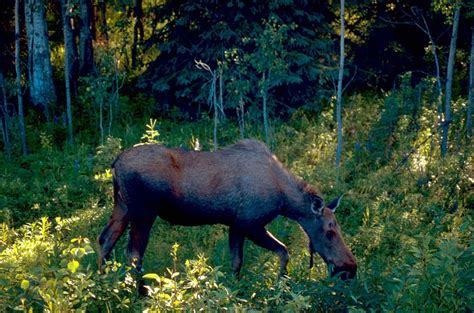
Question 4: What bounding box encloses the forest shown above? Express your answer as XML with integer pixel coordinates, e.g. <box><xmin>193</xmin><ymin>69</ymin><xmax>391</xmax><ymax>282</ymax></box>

<box><xmin>0</xmin><ymin>0</ymin><xmax>472</xmax><ymax>311</ymax></box>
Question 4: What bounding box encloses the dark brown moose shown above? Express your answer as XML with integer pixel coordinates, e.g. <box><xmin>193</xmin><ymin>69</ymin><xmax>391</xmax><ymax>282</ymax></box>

<box><xmin>98</xmin><ymin>139</ymin><xmax>357</xmax><ymax>280</ymax></box>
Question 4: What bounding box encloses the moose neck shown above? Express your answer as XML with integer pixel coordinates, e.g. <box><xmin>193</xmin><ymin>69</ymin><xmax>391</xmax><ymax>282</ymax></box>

<box><xmin>280</xmin><ymin>180</ymin><xmax>316</xmax><ymax>222</ymax></box>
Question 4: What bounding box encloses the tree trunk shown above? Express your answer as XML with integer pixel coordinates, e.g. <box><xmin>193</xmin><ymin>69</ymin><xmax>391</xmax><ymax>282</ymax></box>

<box><xmin>63</xmin><ymin>0</ymin><xmax>79</xmax><ymax>94</ymax></box>
<box><xmin>419</xmin><ymin>13</ymin><xmax>443</xmax><ymax>112</ymax></box>
<box><xmin>61</xmin><ymin>0</ymin><xmax>74</xmax><ymax>144</ymax></box>
<box><xmin>262</xmin><ymin>71</ymin><xmax>269</xmax><ymax>146</ymax></box>
<box><xmin>441</xmin><ymin>5</ymin><xmax>460</xmax><ymax>158</ymax></box>
<box><xmin>131</xmin><ymin>0</ymin><xmax>144</xmax><ymax>68</ymax></box>
<box><xmin>16</xmin><ymin>0</ymin><xmax>28</xmax><ymax>155</ymax></box>
<box><xmin>212</xmin><ymin>71</ymin><xmax>218</xmax><ymax>151</ymax></box>
<box><xmin>467</xmin><ymin>26</ymin><xmax>474</xmax><ymax>139</ymax></box>
<box><xmin>237</xmin><ymin>95</ymin><xmax>245</xmax><ymax>139</ymax></box>
<box><xmin>0</xmin><ymin>71</ymin><xmax>11</xmax><ymax>160</ymax></box>
<box><xmin>79</xmin><ymin>0</ymin><xmax>94</xmax><ymax>76</ymax></box>
<box><xmin>97</xmin><ymin>0</ymin><xmax>108</xmax><ymax>41</ymax></box>
<box><xmin>335</xmin><ymin>0</ymin><xmax>345</xmax><ymax>171</ymax></box>
<box><xmin>24</xmin><ymin>0</ymin><xmax>56</xmax><ymax>120</ymax></box>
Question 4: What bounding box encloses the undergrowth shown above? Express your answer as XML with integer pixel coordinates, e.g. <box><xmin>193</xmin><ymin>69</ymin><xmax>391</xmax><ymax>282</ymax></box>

<box><xmin>0</xmin><ymin>91</ymin><xmax>472</xmax><ymax>311</ymax></box>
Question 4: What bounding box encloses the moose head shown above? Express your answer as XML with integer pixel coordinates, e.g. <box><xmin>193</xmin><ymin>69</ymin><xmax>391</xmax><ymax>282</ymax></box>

<box><xmin>303</xmin><ymin>195</ymin><xmax>357</xmax><ymax>280</ymax></box>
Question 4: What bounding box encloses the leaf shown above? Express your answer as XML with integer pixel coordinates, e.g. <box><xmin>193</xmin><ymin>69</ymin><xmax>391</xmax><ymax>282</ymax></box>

<box><xmin>67</xmin><ymin>260</ymin><xmax>80</xmax><ymax>273</ymax></box>
<box><xmin>143</xmin><ymin>273</ymin><xmax>160</xmax><ymax>280</ymax></box>
<box><xmin>20</xmin><ymin>279</ymin><xmax>29</xmax><ymax>290</ymax></box>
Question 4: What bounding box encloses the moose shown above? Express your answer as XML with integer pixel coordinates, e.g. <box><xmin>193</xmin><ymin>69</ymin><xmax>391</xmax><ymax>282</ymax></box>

<box><xmin>98</xmin><ymin>139</ymin><xmax>357</xmax><ymax>280</ymax></box>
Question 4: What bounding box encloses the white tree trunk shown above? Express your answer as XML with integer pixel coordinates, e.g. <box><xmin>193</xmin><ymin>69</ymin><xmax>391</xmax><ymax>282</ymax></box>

<box><xmin>24</xmin><ymin>0</ymin><xmax>56</xmax><ymax>120</ymax></box>
<box><xmin>16</xmin><ymin>0</ymin><xmax>28</xmax><ymax>155</ymax></box>
<box><xmin>0</xmin><ymin>72</ymin><xmax>11</xmax><ymax>160</ymax></box>
<box><xmin>335</xmin><ymin>0</ymin><xmax>345</xmax><ymax>171</ymax></box>
<box><xmin>441</xmin><ymin>5</ymin><xmax>461</xmax><ymax>157</ymax></box>
<box><xmin>419</xmin><ymin>13</ymin><xmax>443</xmax><ymax>112</ymax></box>
<box><xmin>61</xmin><ymin>0</ymin><xmax>74</xmax><ymax>144</ymax></box>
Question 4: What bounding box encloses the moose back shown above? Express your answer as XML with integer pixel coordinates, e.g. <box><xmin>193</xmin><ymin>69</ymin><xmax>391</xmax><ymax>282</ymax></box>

<box><xmin>98</xmin><ymin>139</ymin><xmax>356</xmax><ymax>279</ymax></box>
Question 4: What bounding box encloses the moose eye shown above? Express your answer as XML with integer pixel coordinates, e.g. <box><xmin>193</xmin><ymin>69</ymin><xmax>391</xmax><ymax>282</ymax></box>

<box><xmin>326</xmin><ymin>230</ymin><xmax>335</xmax><ymax>240</ymax></box>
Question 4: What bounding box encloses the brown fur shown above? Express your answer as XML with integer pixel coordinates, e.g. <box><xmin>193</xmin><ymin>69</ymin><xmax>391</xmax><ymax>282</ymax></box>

<box><xmin>98</xmin><ymin>139</ymin><xmax>356</xmax><ymax>281</ymax></box>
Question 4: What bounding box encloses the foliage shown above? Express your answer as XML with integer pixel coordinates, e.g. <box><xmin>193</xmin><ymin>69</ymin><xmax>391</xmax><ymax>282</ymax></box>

<box><xmin>142</xmin><ymin>243</ymin><xmax>237</xmax><ymax>311</ymax></box>
<box><xmin>0</xmin><ymin>217</ymin><xmax>134</xmax><ymax>311</ymax></box>
<box><xmin>139</xmin><ymin>118</ymin><xmax>160</xmax><ymax>145</ymax></box>
<box><xmin>0</xmin><ymin>0</ymin><xmax>472</xmax><ymax>310</ymax></box>
<box><xmin>143</xmin><ymin>0</ymin><xmax>332</xmax><ymax>116</ymax></box>
<box><xmin>0</xmin><ymin>89</ymin><xmax>472</xmax><ymax>311</ymax></box>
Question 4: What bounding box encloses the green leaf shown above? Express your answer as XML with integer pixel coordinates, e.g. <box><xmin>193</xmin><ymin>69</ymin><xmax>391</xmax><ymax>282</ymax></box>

<box><xmin>67</xmin><ymin>260</ymin><xmax>80</xmax><ymax>273</ymax></box>
<box><xmin>20</xmin><ymin>279</ymin><xmax>30</xmax><ymax>290</ymax></box>
<box><xmin>143</xmin><ymin>273</ymin><xmax>160</xmax><ymax>280</ymax></box>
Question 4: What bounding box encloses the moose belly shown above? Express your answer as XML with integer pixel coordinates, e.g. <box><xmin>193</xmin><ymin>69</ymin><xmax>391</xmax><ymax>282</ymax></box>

<box><xmin>153</xmin><ymin>194</ymin><xmax>236</xmax><ymax>226</ymax></box>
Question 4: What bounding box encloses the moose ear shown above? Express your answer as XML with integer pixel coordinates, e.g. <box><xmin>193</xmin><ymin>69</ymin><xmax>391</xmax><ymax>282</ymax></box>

<box><xmin>326</xmin><ymin>195</ymin><xmax>343</xmax><ymax>212</ymax></box>
<box><xmin>310</xmin><ymin>197</ymin><xmax>324</xmax><ymax>215</ymax></box>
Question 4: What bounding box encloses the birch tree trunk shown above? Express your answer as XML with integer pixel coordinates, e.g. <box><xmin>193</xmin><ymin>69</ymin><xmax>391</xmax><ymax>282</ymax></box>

<box><xmin>0</xmin><ymin>72</ymin><xmax>11</xmax><ymax>160</ymax></box>
<box><xmin>418</xmin><ymin>13</ymin><xmax>443</xmax><ymax>113</ymax></box>
<box><xmin>16</xmin><ymin>0</ymin><xmax>28</xmax><ymax>155</ymax></box>
<box><xmin>61</xmin><ymin>0</ymin><xmax>74</xmax><ymax>144</ymax></box>
<box><xmin>440</xmin><ymin>5</ymin><xmax>461</xmax><ymax>158</ymax></box>
<box><xmin>24</xmin><ymin>0</ymin><xmax>56</xmax><ymax>120</ymax></box>
<box><xmin>467</xmin><ymin>26</ymin><xmax>474</xmax><ymax>139</ymax></box>
<box><xmin>335</xmin><ymin>0</ymin><xmax>345</xmax><ymax>171</ymax></box>
<box><xmin>79</xmin><ymin>0</ymin><xmax>94</xmax><ymax>76</ymax></box>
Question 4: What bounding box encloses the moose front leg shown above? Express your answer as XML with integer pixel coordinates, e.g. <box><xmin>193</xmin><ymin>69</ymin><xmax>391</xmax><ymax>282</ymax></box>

<box><xmin>229</xmin><ymin>226</ymin><xmax>245</xmax><ymax>277</ymax></box>
<box><xmin>246</xmin><ymin>227</ymin><xmax>289</xmax><ymax>277</ymax></box>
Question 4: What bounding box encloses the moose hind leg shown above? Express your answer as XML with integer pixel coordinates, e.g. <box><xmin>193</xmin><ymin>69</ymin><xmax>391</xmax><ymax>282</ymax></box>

<box><xmin>127</xmin><ymin>218</ymin><xmax>156</xmax><ymax>273</ymax></box>
<box><xmin>98</xmin><ymin>211</ymin><xmax>129</xmax><ymax>271</ymax></box>
<box><xmin>229</xmin><ymin>226</ymin><xmax>245</xmax><ymax>277</ymax></box>
<box><xmin>127</xmin><ymin>218</ymin><xmax>156</xmax><ymax>296</ymax></box>
<box><xmin>246</xmin><ymin>227</ymin><xmax>289</xmax><ymax>277</ymax></box>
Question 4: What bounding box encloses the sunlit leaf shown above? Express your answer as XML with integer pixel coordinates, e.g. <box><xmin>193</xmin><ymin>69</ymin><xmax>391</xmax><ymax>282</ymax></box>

<box><xmin>20</xmin><ymin>279</ymin><xmax>30</xmax><ymax>290</ymax></box>
<box><xmin>67</xmin><ymin>260</ymin><xmax>80</xmax><ymax>273</ymax></box>
<box><xmin>143</xmin><ymin>273</ymin><xmax>160</xmax><ymax>280</ymax></box>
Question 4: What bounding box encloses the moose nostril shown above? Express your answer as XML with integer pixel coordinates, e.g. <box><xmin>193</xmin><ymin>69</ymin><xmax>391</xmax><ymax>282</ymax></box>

<box><xmin>349</xmin><ymin>262</ymin><xmax>357</xmax><ymax>271</ymax></box>
<box><xmin>331</xmin><ymin>263</ymin><xmax>357</xmax><ymax>280</ymax></box>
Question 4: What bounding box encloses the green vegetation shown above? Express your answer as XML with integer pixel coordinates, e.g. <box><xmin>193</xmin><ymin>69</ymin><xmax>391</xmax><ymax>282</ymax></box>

<box><xmin>0</xmin><ymin>0</ymin><xmax>472</xmax><ymax>311</ymax></box>
<box><xmin>0</xmin><ymin>89</ymin><xmax>471</xmax><ymax>311</ymax></box>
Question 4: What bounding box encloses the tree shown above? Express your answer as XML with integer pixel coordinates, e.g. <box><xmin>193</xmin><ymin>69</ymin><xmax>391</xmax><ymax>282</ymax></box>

<box><xmin>468</xmin><ymin>26</ymin><xmax>473</xmax><ymax>139</ymax></box>
<box><xmin>16</xmin><ymin>0</ymin><xmax>28</xmax><ymax>155</ymax></box>
<box><xmin>61</xmin><ymin>0</ymin><xmax>74</xmax><ymax>144</ymax></box>
<box><xmin>24</xmin><ymin>0</ymin><xmax>56</xmax><ymax>120</ymax></box>
<box><xmin>440</xmin><ymin>3</ymin><xmax>461</xmax><ymax>157</ymax></box>
<box><xmin>401</xmin><ymin>6</ymin><xmax>444</xmax><ymax>113</ymax></box>
<box><xmin>63</xmin><ymin>0</ymin><xmax>79</xmax><ymax>94</ymax></box>
<box><xmin>131</xmin><ymin>0</ymin><xmax>144</xmax><ymax>68</ymax></box>
<box><xmin>335</xmin><ymin>0</ymin><xmax>345</xmax><ymax>172</ymax></box>
<box><xmin>195</xmin><ymin>60</ymin><xmax>224</xmax><ymax>151</ymax></box>
<box><xmin>97</xmin><ymin>0</ymin><xmax>108</xmax><ymax>42</ymax></box>
<box><xmin>144</xmin><ymin>1</ymin><xmax>332</xmax><ymax>117</ymax></box>
<box><xmin>0</xmin><ymin>71</ymin><xmax>11</xmax><ymax>160</ymax></box>
<box><xmin>79</xmin><ymin>0</ymin><xmax>94</xmax><ymax>76</ymax></box>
